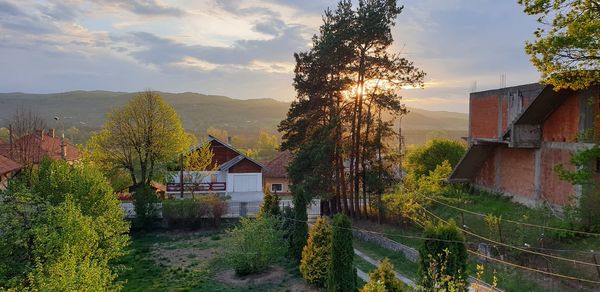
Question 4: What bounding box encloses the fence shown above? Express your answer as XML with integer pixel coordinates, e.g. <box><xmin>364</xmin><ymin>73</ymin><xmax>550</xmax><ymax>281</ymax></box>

<box><xmin>121</xmin><ymin>198</ymin><xmax>321</xmax><ymax>219</ymax></box>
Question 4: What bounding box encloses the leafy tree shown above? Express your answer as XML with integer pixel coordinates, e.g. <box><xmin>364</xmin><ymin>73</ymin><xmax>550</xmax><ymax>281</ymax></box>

<box><xmin>259</xmin><ymin>188</ymin><xmax>281</xmax><ymax>218</ymax></box>
<box><xmin>327</xmin><ymin>213</ymin><xmax>356</xmax><ymax>292</ymax></box>
<box><xmin>418</xmin><ymin>220</ymin><xmax>468</xmax><ymax>290</ymax></box>
<box><xmin>361</xmin><ymin>258</ymin><xmax>405</xmax><ymax>292</ymax></box>
<box><xmin>206</xmin><ymin>126</ymin><xmax>229</xmax><ymax>142</ymax></box>
<box><xmin>555</xmin><ymin>144</ymin><xmax>600</xmax><ymax>231</ymax></box>
<box><xmin>0</xmin><ymin>159</ymin><xmax>128</xmax><ymax>289</ymax></box>
<box><xmin>0</xmin><ymin>127</ymin><xmax>8</xmax><ymax>143</ymax></box>
<box><xmin>226</xmin><ymin>216</ymin><xmax>285</xmax><ymax>276</ymax></box>
<box><xmin>405</xmin><ymin>139</ymin><xmax>466</xmax><ymax>179</ymax></box>
<box><xmin>256</xmin><ymin>130</ymin><xmax>280</xmax><ymax>160</ymax></box>
<box><xmin>87</xmin><ymin>90</ymin><xmax>193</xmax><ymax>189</ymax></box>
<box><xmin>519</xmin><ymin>0</ymin><xmax>599</xmax><ymax>90</ymax></box>
<box><xmin>300</xmin><ymin>216</ymin><xmax>332</xmax><ymax>287</ymax></box>
<box><xmin>182</xmin><ymin>142</ymin><xmax>215</xmax><ymax>198</ymax></box>
<box><xmin>28</xmin><ymin>197</ymin><xmax>118</xmax><ymax>291</ymax></box>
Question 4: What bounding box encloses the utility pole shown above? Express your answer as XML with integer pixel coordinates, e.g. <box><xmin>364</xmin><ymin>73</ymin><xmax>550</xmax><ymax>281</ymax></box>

<box><xmin>398</xmin><ymin>116</ymin><xmax>405</xmax><ymax>179</ymax></box>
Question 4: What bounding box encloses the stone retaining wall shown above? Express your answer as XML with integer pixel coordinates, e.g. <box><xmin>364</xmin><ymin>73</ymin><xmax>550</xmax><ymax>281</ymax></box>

<box><xmin>352</xmin><ymin>229</ymin><xmax>419</xmax><ymax>262</ymax></box>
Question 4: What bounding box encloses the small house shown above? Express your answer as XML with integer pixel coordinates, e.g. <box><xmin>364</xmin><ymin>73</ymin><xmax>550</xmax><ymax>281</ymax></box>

<box><xmin>263</xmin><ymin>151</ymin><xmax>293</xmax><ymax>195</ymax></box>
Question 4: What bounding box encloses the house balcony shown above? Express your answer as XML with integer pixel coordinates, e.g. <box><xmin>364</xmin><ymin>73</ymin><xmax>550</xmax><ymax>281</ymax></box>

<box><xmin>166</xmin><ymin>182</ymin><xmax>226</xmax><ymax>193</ymax></box>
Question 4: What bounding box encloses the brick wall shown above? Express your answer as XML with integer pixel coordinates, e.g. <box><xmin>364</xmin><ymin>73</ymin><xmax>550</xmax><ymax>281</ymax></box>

<box><xmin>473</xmin><ymin>149</ymin><xmax>496</xmax><ymax>187</ymax></box>
<box><xmin>540</xmin><ymin>146</ymin><xmax>575</xmax><ymax>205</ymax></box>
<box><xmin>498</xmin><ymin>146</ymin><xmax>536</xmax><ymax>199</ymax></box>
<box><xmin>543</xmin><ymin>92</ymin><xmax>580</xmax><ymax>142</ymax></box>
<box><xmin>470</xmin><ymin>95</ymin><xmax>499</xmax><ymax>139</ymax></box>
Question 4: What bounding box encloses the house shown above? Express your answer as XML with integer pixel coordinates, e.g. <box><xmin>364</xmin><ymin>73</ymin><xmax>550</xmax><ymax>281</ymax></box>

<box><xmin>166</xmin><ymin>135</ymin><xmax>265</xmax><ymax>202</ymax></box>
<box><xmin>450</xmin><ymin>83</ymin><xmax>599</xmax><ymax>207</ymax></box>
<box><xmin>0</xmin><ymin>129</ymin><xmax>80</xmax><ymax>164</ymax></box>
<box><xmin>263</xmin><ymin>151</ymin><xmax>293</xmax><ymax>195</ymax></box>
<box><xmin>0</xmin><ymin>154</ymin><xmax>22</xmax><ymax>190</ymax></box>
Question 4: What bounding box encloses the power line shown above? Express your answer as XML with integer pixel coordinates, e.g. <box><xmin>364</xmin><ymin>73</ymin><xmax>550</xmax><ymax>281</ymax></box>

<box><xmin>278</xmin><ymin>214</ymin><xmax>600</xmax><ymax>285</ymax></box>
<box><xmin>420</xmin><ymin>207</ymin><xmax>600</xmax><ymax>268</ymax></box>
<box><xmin>427</xmin><ymin>196</ymin><xmax>600</xmax><ymax>237</ymax></box>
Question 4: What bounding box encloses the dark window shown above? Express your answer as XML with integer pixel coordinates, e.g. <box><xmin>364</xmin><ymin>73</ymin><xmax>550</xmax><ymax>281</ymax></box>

<box><xmin>271</xmin><ymin>183</ymin><xmax>283</xmax><ymax>192</ymax></box>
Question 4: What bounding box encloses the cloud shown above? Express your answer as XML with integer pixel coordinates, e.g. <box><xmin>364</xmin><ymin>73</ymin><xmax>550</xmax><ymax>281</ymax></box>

<box><xmin>99</xmin><ymin>0</ymin><xmax>184</xmax><ymax>16</ymax></box>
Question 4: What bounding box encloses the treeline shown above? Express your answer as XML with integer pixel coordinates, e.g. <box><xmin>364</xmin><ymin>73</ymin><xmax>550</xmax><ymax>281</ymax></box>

<box><xmin>279</xmin><ymin>0</ymin><xmax>425</xmax><ymax>219</ymax></box>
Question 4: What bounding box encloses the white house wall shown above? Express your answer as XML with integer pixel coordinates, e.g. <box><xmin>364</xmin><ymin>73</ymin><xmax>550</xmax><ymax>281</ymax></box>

<box><xmin>226</xmin><ymin>173</ymin><xmax>262</xmax><ymax>193</ymax></box>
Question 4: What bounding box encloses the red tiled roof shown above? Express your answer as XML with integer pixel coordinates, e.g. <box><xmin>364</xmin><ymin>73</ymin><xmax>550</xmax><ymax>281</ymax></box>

<box><xmin>0</xmin><ymin>154</ymin><xmax>22</xmax><ymax>176</ymax></box>
<box><xmin>264</xmin><ymin>151</ymin><xmax>293</xmax><ymax>178</ymax></box>
<box><xmin>0</xmin><ymin>131</ymin><xmax>80</xmax><ymax>163</ymax></box>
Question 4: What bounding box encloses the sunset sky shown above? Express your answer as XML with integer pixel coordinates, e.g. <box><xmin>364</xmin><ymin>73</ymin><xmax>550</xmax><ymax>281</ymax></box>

<box><xmin>0</xmin><ymin>0</ymin><xmax>542</xmax><ymax>112</ymax></box>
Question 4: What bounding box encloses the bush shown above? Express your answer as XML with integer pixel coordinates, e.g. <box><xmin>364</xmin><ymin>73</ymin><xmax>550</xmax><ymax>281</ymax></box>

<box><xmin>226</xmin><ymin>217</ymin><xmax>285</xmax><ymax>276</ymax></box>
<box><xmin>259</xmin><ymin>188</ymin><xmax>281</xmax><ymax>218</ymax></box>
<box><xmin>361</xmin><ymin>258</ymin><xmax>405</xmax><ymax>292</ymax></box>
<box><xmin>418</xmin><ymin>220</ymin><xmax>468</xmax><ymax>290</ymax></box>
<box><xmin>162</xmin><ymin>195</ymin><xmax>229</xmax><ymax>228</ymax></box>
<box><xmin>300</xmin><ymin>216</ymin><xmax>332</xmax><ymax>287</ymax></box>
<box><xmin>162</xmin><ymin>199</ymin><xmax>209</xmax><ymax>227</ymax></box>
<box><xmin>405</xmin><ymin>139</ymin><xmax>466</xmax><ymax>179</ymax></box>
<box><xmin>327</xmin><ymin>213</ymin><xmax>356</xmax><ymax>292</ymax></box>
<box><xmin>133</xmin><ymin>185</ymin><xmax>159</xmax><ymax>230</ymax></box>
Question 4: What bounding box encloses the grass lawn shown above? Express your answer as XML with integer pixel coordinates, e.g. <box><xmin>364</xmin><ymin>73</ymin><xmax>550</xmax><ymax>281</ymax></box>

<box><xmin>113</xmin><ymin>229</ymin><xmax>319</xmax><ymax>291</ymax></box>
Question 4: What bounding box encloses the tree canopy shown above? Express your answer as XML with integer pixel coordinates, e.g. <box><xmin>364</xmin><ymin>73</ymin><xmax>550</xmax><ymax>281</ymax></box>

<box><xmin>519</xmin><ymin>0</ymin><xmax>600</xmax><ymax>89</ymax></box>
<box><xmin>87</xmin><ymin>90</ymin><xmax>193</xmax><ymax>188</ymax></box>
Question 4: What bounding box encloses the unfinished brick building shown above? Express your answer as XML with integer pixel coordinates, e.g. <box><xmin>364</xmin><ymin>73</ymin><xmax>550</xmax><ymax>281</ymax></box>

<box><xmin>450</xmin><ymin>83</ymin><xmax>600</xmax><ymax>207</ymax></box>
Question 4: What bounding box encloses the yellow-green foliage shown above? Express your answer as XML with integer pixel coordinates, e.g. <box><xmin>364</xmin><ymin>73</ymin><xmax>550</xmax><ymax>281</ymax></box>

<box><xmin>259</xmin><ymin>188</ymin><xmax>281</xmax><ymax>218</ymax></box>
<box><xmin>383</xmin><ymin>161</ymin><xmax>453</xmax><ymax>225</ymax></box>
<box><xmin>300</xmin><ymin>216</ymin><xmax>332</xmax><ymax>287</ymax></box>
<box><xmin>361</xmin><ymin>258</ymin><xmax>405</xmax><ymax>292</ymax></box>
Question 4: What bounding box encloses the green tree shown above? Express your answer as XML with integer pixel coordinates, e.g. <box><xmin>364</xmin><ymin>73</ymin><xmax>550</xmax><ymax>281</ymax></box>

<box><xmin>300</xmin><ymin>216</ymin><xmax>332</xmax><ymax>287</ymax></box>
<box><xmin>182</xmin><ymin>142</ymin><xmax>215</xmax><ymax>198</ymax></box>
<box><xmin>327</xmin><ymin>213</ymin><xmax>356</xmax><ymax>292</ymax></box>
<box><xmin>519</xmin><ymin>0</ymin><xmax>599</xmax><ymax>90</ymax></box>
<box><xmin>0</xmin><ymin>127</ymin><xmax>9</xmax><ymax>143</ymax></box>
<box><xmin>405</xmin><ymin>139</ymin><xmax>466</xmax><ymax>179</ymax></box>
<box><xmin>87</xmin><ymin>90</ymin><xmax>193</xmax><ymax>189</ymax></box>
<box><xmin>290</xmin><ymin>185</ymin><xmax>309</xmax><ymax>261</ymax></box>
<box><xmin>258</xmin><ymin>188</ymin><xmax>281</xmax><ymax>218</ymax></box>
<box><xmin>256</xmin><ymin>130</ymin><xmax>279</xmax><ymax>160</ymax></box>
<box><xmin>418</xmin><ymin>220</ymin><xmax>468</xmax><ymax>291</ymax></box>
<box><xmin>226</xmin><ymin>217</ymin><xmax>285</xmax><ymax>276</ymax></box>
<box><xmin>0</xmin><ymin>159</ymin><xmax>128</xmax><ymax>290</ymax></box>
<box><xmin>206</xmin><ymin>127</ymin><xmax>229</xmax><ymax>142</ymax></box>
<box><xmin>361</xmin><ymin>258</ymin><xmax>405</xmax><ymax>292</ymax></box>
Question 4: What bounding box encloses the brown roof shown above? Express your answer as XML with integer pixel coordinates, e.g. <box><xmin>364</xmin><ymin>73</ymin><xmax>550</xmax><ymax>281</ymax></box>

<box><xmin>0</xmin><ymin>131</ymin><xmax>80</xmax><ymax>163</ymax></box>
<box><xmin>0</xmin><ymin>154</ymin><xmax>22</xmax><ymax>176</ymax></box>
<box><xmin>264</xmin><ymin>151</ymin><xmax>293</xmax><ymax>178</ymax></box>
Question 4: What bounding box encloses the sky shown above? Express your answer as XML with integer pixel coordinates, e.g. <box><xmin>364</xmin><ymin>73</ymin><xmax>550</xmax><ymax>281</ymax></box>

<box><xmin>0</xmin><ymin>0</ymin><xmax>542</xmax><ymax>113</ymax></box>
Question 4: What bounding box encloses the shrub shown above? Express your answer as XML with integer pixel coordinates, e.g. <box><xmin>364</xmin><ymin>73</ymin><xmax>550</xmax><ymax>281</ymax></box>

<box><xmin>405</xmin><ymin>139</ymin><xmax>466</xmax><ymax>179</ymax></box>
<box><xmin>327</xmin><ymin>213</ymin><xmax>356</xmax><ymax>292</ymax></box>
<box><xmin>200</xmin><ymin>194</ymin><xmax>229</xmax><ymax>226</ymax></box>
<box><xmin>259</xmin><ymin>188</ymin><xmax>281</xmax><ymax>218</ymax></box>
<box><xmin>226</xmin><ymin>217</ymin><xmax>285</xmax><ymax>276</ymax></box>
<box><xmin>280</xmin><ymin>205</ymin><xmax>295</xmax><ymax>254</ymax></box>
<box><xmin>300</xmin><ymin>216</ymin><xmax>332</xmax><ymax>286</ymax></box>
<box><xmin>162</xmin><ymin>195</ymin><xmax>229</xmax><ymax>228</ymax></box>
<box><xmin>361</xmin><ymin>258</ymin><xmax>405</xmax><ymax>292</ymax></box>
<box><xmin>133</xmin><ymin>185</ymin><xmax>160</xmax><ymax>230</ymax></box>
<box><xmin>291</xmin><ymin>186</ymin><xmax>308</xmax><ymax>261</ymax></box>
<box><xmin>418</xmin><ymin>220</ymin><xmax>468</xmax><ymax>290</ymax></box>
<box><xmin>162</xmin><ymin>199</ymin><xmax>209</xmax><ymax>227</ymax></box>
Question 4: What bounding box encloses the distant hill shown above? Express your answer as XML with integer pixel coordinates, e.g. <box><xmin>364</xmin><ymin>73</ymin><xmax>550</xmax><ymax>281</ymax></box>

<box><xmin>0</xmin><ymin>91</ymin><xmax>467</xmax><ymax>145</ymax></box>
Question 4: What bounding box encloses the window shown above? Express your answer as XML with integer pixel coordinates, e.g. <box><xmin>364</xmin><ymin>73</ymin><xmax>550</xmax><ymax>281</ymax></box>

<box><xmin>271</xmin><ymin>183</ymin><xmax>283</xmax><ymax>192</ymax></box>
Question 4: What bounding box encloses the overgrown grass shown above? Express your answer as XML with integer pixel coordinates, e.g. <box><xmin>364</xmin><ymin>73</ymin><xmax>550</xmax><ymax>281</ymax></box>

<box><xmin>353</xmin><ymin>239</ymin><xmax>419</xmax><ymax>280</ymax></box>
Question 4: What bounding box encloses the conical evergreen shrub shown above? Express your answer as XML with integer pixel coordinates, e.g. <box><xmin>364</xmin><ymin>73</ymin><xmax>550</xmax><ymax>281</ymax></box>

<box><xmin>300</xmin><ymin>216</ymin><xmax>332</xmax><ymax>286</ymax></box>
<box><xmin>327</xmin><ymin>213</ymin><xmax>356</xmax><ymax>292</ymax></box>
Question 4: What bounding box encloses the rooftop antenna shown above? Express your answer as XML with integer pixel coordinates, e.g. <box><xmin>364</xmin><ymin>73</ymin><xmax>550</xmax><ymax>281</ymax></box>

<box><xmin>500</xmin><ymin>73</ymin><xmax>506</xmax><ymax>88</ymax></box>
<box><xmin>469</xmin><ymin>81</ymin><xmax>477</xmax><ymax>93</ymax></box>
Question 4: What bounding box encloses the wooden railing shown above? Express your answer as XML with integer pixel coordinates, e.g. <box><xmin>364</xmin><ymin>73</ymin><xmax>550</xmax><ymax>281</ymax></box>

<box><xmin>166</xmin><ymin>182</ymin><xmax>226</xmax><ymax>192</ymax></box>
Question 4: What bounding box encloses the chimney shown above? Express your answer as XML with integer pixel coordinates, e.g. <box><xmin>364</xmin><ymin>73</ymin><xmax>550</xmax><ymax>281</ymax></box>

<box><xmin>40</xmin><ymin>129</ymin><xmax>45</xmax><ymax>141</ymax></box>
<box><xmin>61</xmin><ymin>133</ymin><xmax>67</xmax><ymax>160</ymax></box>
<box><xmin>50</xmin><ymin>128</ymin><xmax>55</xmax><ymax>138</ymax></box>
<box><xmin>227</xmin><ymin>136</ymin><xmax>232</xmax><ymax>145</ymax></box>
